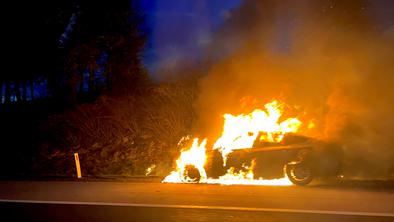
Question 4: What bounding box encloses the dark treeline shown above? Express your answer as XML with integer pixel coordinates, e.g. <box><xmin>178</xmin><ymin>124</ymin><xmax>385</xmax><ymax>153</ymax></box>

<box><xmin>1</xmin><ymin>0</ymin><xmax>197</xmax><ymax>178</ymax></box>
<box><xmin>3</xmin><ymin>0</ymin><xmax>145</xmax><ymax>105</ymax></box>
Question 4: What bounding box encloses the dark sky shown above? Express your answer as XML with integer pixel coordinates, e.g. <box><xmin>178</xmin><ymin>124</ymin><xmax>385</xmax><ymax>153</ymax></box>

<box><xmin>133</xmin><ymin>0</ymin><xmax>243</xmax><ymax>75</ymax></box>
<box><xmin>133</xmin><ymin>0</ymin><xmax>393</xmax><ymax>77</ymax></box>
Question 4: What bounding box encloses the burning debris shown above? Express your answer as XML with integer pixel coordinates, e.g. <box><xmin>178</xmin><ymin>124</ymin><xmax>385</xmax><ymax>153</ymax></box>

<box><xmin>145</xmin><ymin>164</ymin><xmax>156</xmax><ymax>176</ymax></box>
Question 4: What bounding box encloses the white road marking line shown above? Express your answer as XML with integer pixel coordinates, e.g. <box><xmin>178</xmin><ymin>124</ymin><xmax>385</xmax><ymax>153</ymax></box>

<box><xmin>0</xmin><ymin>199</ymin><xmax>393</xmax><ymax>217</ymax></box>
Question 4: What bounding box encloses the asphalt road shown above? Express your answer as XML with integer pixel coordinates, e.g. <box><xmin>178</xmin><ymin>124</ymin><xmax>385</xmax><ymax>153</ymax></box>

<box><xmin>0</xmin><ymin>181</ymin><xmax>393</xmax><ymax>221</ymax></box>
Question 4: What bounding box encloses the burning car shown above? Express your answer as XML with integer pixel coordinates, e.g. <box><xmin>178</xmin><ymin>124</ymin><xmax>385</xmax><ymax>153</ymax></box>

<box><xmin>190</xmin><ymin>134</ymin><xmax>343</xmax><ymax>186</ymax></box>
<box><xmin>163</xmin><ymin>100</ymin><xmax>343</xmax><ymax>186</ymax></box>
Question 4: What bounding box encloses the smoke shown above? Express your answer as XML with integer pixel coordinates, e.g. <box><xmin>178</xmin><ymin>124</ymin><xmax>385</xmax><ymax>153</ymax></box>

<box><xmin>194</xmin><ymin>0</ymin><xmax>394</xmax><ymax>178</ymax></box>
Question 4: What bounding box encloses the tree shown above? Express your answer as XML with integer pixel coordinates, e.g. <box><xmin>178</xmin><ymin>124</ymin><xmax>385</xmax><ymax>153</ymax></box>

<box><xmin>61</xmin><ymin>0</ymin><xmax>146</xmax><ymax>103</ymax></box>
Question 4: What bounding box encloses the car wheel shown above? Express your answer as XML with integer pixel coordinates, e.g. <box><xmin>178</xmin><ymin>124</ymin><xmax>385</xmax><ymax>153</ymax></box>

<box><xmin>285</xmin><ymin>163</ymin><xmax>314</xmax><ymax>186</ymax></box>
<box><xmin>181</xmin><ymin>165</ymin><xmax>201</xmax><ymax>183</ymax></box>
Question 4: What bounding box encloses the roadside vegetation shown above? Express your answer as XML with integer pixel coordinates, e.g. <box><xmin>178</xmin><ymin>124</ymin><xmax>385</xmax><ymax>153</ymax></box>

<box><xmin>0</xmin><ymin>1</ymin><xmax>197</xmax><ymax>179</ymax></box>
<box><xmin>34</xmin><ymin>81</ymin><xmax>197</xmax><ymax>177</ymax></box>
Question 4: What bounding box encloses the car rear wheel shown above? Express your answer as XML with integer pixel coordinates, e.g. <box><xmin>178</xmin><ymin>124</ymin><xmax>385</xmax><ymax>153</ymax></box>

<box><xmin>285</xmin><ymin>163</ymin><xmax>314</xmax><ymax>186</ymax></box>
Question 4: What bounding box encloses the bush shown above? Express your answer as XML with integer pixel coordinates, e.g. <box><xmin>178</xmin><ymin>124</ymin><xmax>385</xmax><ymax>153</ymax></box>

<box><xmin>35</xmin><ymin>81</ymin><xmax>197</xmax><ymax>177</ymax></box>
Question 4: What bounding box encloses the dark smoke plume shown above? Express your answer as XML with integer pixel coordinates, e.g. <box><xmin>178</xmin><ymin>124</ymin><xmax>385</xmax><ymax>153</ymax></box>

<box><xmin>194</xmin><ymin>0</ymin><xmax>394</xmax><ymax>179</ymax></box>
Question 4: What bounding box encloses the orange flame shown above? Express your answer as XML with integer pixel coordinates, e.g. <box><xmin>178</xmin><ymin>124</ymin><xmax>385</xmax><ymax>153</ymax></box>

<box><xmin>162</xmin><ymin>137</ymin><xmax>208</xmax><ymax>183</ymax></box>
<box><xmin>206</xmin><ymin>163</ymin><xmax>293</xmax><ymax>186</ymax></box>
<box><xmin>213</xmin><ymin>100</ymin><xmax>302</xmax><ymax>165</ymax></box>
<box><xmin>163</xmin><ymin>99</ymin><xmax>302</xmax><ymax>186</ymax></box>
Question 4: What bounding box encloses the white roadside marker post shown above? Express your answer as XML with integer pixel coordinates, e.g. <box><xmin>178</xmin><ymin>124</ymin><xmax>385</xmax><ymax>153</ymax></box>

<box><xmin>74</xmin><ymin>153</ymin><xmax>82</xmax><ymax>179</ymax></box>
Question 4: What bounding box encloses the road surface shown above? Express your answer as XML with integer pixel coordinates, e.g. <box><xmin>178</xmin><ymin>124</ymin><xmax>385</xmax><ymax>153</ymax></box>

<box><xmin>0</xmin><ymin>180</ymin><xmax>393</xmax><ymax>221</ymax></box>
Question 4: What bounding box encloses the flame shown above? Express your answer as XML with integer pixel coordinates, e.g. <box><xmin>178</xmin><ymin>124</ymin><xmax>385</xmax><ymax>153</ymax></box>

<box><xmin>145</xmin><ymin>164</ymin><xmax>156</xmax><ymax>176</ymax></box>
<box><xmin>163</xmin><ymin>99</ymin><xmax>302</xmax><ymax>186</ymax></box>
<box><xmin>213</xmin><ymin>100</ymin><xmax>302</xmax><ymax>165</ymax></box>
<box><xmin>162</xmin><ymin>138</ymin><xmax>208</xmax><ymax>183</ymax></box>
<box><xmin>206</xmin><ymin>160</ymin><xmax>291</xmax><ymax>186</ymax></box>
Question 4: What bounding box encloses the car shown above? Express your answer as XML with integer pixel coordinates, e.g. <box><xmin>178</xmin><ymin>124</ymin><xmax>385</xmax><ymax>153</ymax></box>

<box><xmin>183</xmin><ymin>134</ymin><xmax>344</xmax><ymax>186</ymax></box>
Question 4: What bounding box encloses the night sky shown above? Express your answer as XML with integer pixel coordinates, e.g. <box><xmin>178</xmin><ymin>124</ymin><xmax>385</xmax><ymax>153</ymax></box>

<box><xmin>133</xmin><ymin>0</ymin><xmax>243</xmax><ymax>75</ymax></box>
<box><xmin>133</xmin><ymin>0</ymin><xmax>393</xmax><ymax>77</ymax></box>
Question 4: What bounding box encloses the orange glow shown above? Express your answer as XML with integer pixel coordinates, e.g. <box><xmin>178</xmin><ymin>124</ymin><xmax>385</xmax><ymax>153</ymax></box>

<box><xmin>206</xmin><ymin>160</ymin><xmax>292</xmax><ymax>186</ymax></box>
<box><xmin>213</xmin><ymin>100</ymin><xmax>302</xmax><ymax>165</ymax></box>
<box><xmin>162</xmin><ymin>137</ymin><xmax>208</xmax><ymax>183</ymax></box>
<box><xmin>163</xmin><ymin>99</ymin><xmax>302</xmax><ymax>186</ymax></box>
<box><xmin>206</xmin><ymin>169</ymin><xmax>292</xmax><ymax>186</ymax></box>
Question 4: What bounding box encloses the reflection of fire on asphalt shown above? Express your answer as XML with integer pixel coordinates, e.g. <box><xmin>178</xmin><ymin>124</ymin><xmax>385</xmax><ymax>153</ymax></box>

<box><xmin>162</xmin><ymin>99</ymin><xmax>302</xmax><ymax>186</ymax></box>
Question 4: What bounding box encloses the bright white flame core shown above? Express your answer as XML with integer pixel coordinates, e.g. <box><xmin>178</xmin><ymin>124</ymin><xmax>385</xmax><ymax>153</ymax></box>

<box><xmin>162</xmin><ymin>100</ymin><xmax>302</xmax><ymax>186</ymax></box>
